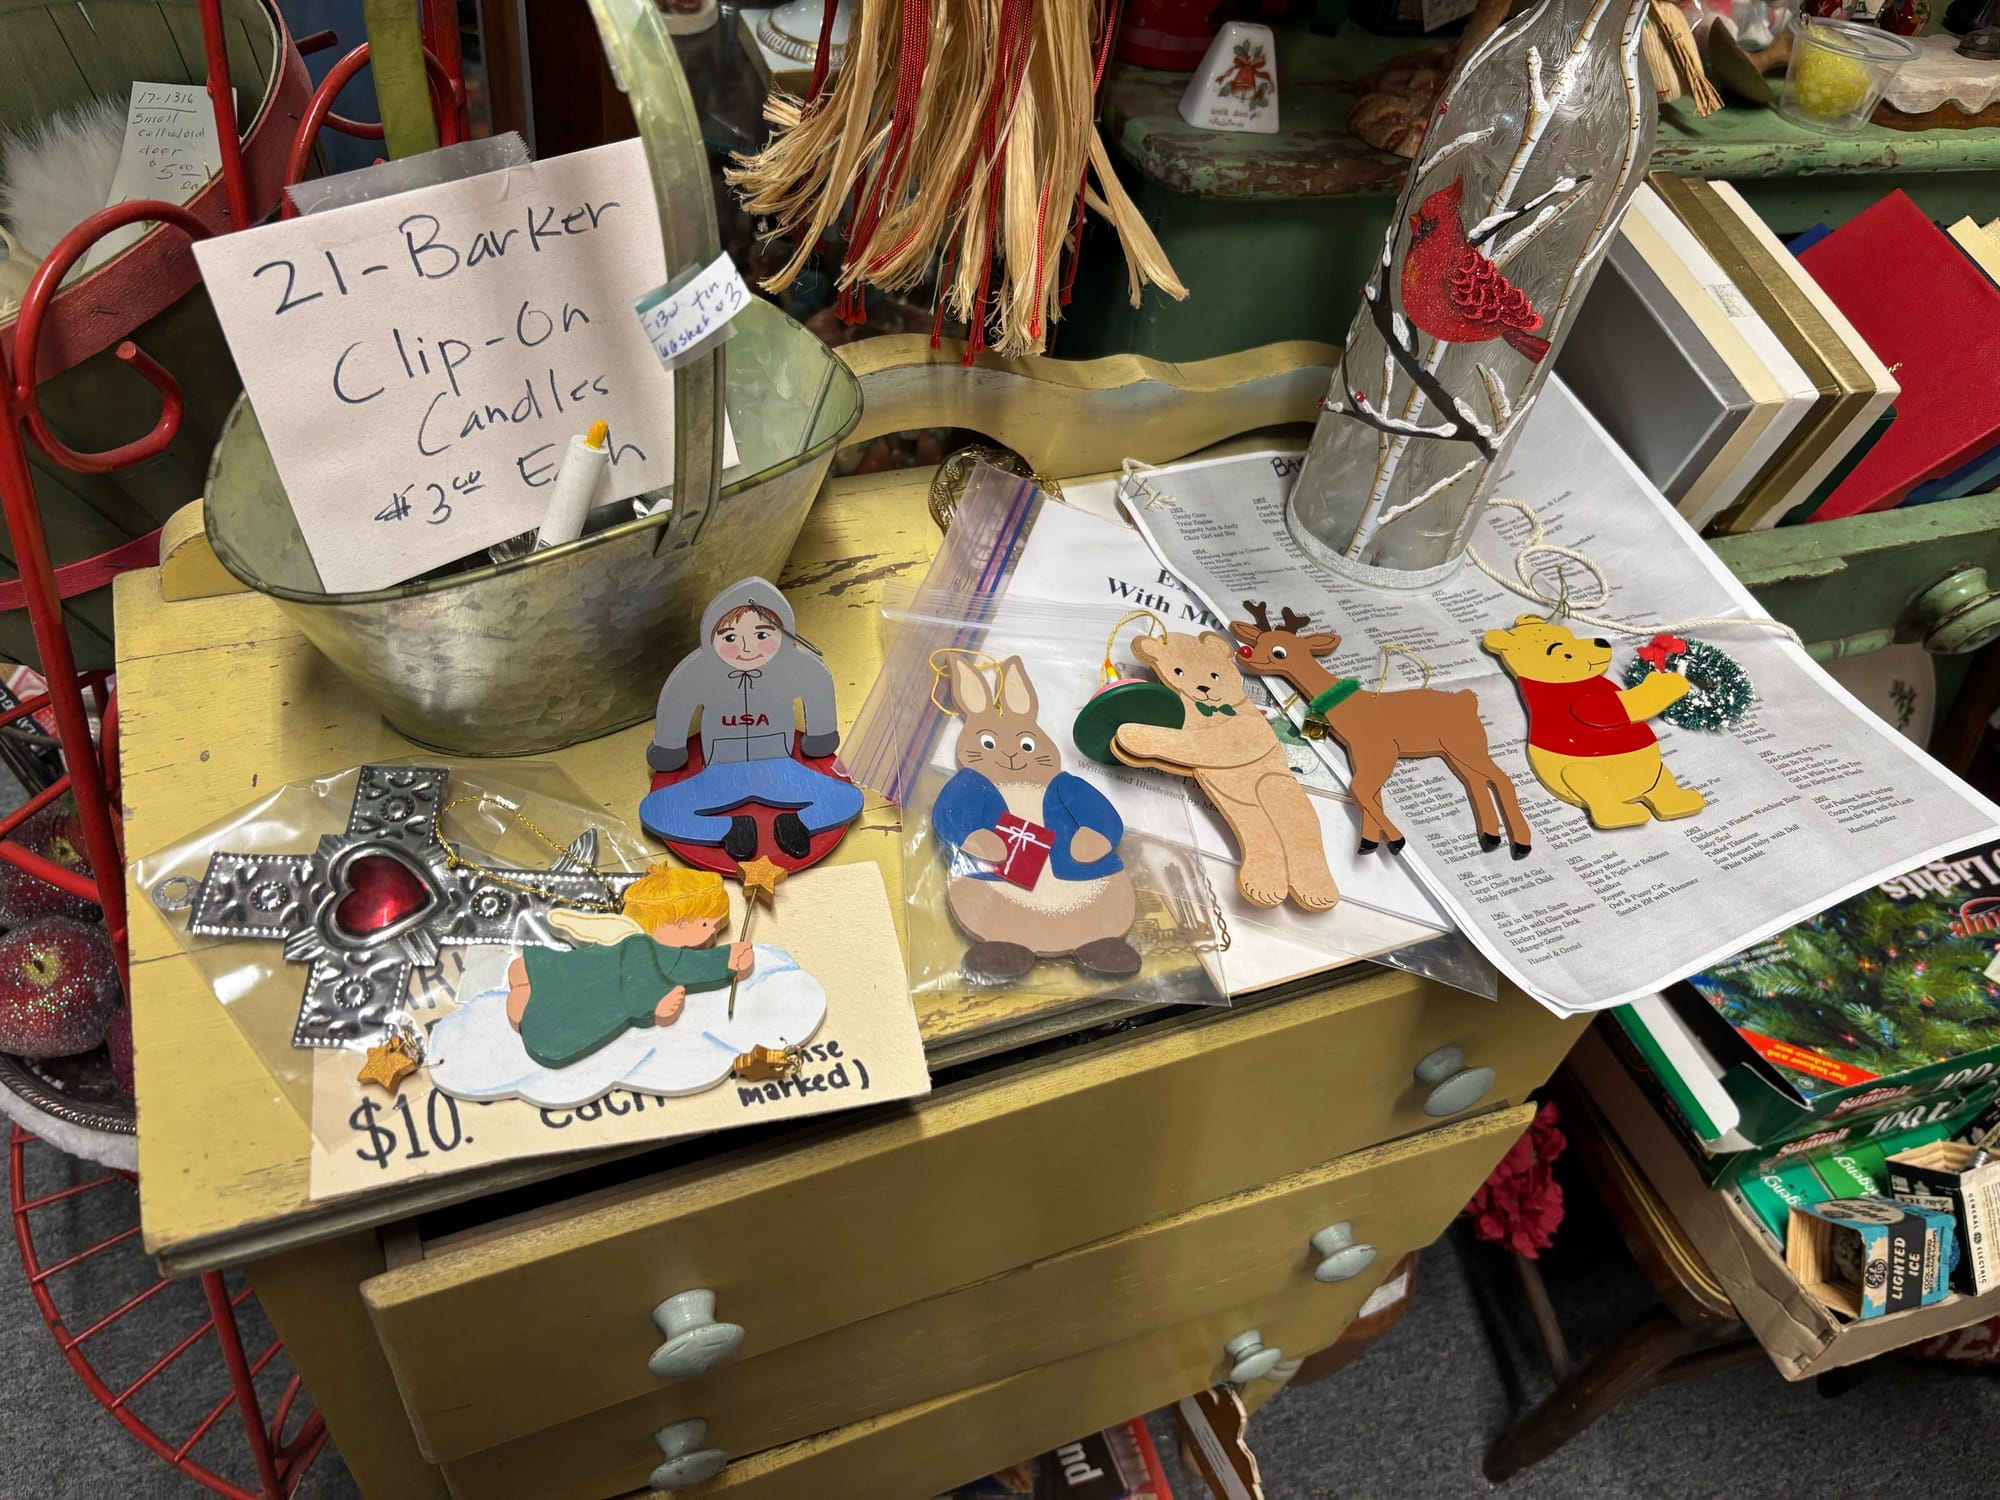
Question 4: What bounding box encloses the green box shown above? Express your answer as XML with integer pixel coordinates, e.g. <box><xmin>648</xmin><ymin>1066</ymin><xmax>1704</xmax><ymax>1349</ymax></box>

<box><xmin>1614</xmin><ymin>843</ymin><xmax>2000</xmax><ymax>1167</ymax></box>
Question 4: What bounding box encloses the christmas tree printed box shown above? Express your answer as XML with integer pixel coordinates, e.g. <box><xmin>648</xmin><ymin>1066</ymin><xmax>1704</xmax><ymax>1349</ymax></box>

<box><xmin>1675</xmin><ymin>842</ymin><xmax>2000</xmax><ymax>1150</ymax></box>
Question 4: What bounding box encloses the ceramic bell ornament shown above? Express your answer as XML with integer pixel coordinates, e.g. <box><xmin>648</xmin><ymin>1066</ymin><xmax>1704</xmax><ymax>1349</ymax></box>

<box><xmin>1179</xmin><ymin>22</ymin><xmax>1281</xmax><ymax>133</ymax></box>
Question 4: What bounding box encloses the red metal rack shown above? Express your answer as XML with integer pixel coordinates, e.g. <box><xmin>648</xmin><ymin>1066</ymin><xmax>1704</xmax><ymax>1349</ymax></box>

<box><xmin>9</xmin><ymin>1125</ymin><xmax>329</xmax><ymax>1498</ymax></box>
<box><xmin>0</xmin><ymin>4</ymin><xmax>466</xmax><ymax>1493</ymax></box>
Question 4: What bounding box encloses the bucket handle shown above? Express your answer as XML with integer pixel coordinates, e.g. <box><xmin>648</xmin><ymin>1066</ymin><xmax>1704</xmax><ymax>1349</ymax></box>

<box><xmin>588</xmin><ymin>0</ymin><xmax>726</xmax><ymax>555</ymax></box>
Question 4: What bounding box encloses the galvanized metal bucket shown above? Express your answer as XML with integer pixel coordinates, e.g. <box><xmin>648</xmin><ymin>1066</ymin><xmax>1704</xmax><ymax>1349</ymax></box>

<box><xmin>201</xmin><ymin>0</ymin><xmax>861</xmax><ymax>755</ymax></box>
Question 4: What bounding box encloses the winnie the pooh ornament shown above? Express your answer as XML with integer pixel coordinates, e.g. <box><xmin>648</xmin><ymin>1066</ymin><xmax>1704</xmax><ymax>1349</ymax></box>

<box><xmin>1482</xmin><ymin>616</ymin><xmax>1707</xmax><ymax>830</ymax></box>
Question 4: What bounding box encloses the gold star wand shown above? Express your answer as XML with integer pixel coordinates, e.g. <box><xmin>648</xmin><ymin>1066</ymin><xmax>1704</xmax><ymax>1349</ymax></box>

<box><xmin>729</xmin><ymin>856</ymin><xmax>787</xmax><ymax>1018</ymax></box>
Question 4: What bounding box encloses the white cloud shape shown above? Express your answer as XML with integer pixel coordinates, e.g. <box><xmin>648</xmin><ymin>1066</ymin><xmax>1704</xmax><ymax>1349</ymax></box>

<box><xmin>426</xmin><ymin>943</ymin><xmax>826</xmax><ymax>1109</ymax></box>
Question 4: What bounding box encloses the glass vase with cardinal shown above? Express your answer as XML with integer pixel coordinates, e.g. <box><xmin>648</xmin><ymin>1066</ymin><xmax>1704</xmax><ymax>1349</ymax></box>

<box><xmin>1285</xmin><ymin>0</ymin><xmax>1655</xmax><ymax>587</ymax></box>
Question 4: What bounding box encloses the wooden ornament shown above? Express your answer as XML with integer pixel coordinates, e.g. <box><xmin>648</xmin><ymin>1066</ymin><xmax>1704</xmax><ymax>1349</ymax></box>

<box><xmin>502</xmin><ymin>868</ymin><xmax>756</xmax><ymax>1070</ymax></box>
<box><xmin>1481</xmin><ymin>614</ymin><xmax>1708</xmax><ymax>830</ymax></box>
<box><xmin>641</xmin><ymin>577</ymin><xmax>864</xmax><ymax>874</ymax></box>
<box><xmin>1232</xmin><ymin>601</ymin><xmax>1533</xmax><ymax>858</ymax></box>
<box><xmin>1109</xmin><ymin>630</ymin><xmax>1340</xmax><ymax>913</ymax></box>
<box><xmin>356</xmin><ymin>1033</ymin><xmax>420</xmax><ymax>1094</ymax></box>
<box><xmin>934</xmin><ymin>656</ymin><xmax>1144</xmax><ymax>981</ymax></box>
<box><xmin>1072</xmin><ymin>677</ymin><xmax>1185</xmax><ymax>767</ymax></box>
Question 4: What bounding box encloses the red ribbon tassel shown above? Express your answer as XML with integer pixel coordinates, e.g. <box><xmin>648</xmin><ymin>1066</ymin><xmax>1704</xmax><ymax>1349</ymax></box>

<box><xmin>804</xmin><ymin>0</ymin><xmax>843</xmax><ymax>112</ymax></box>
<box><xmin>839</xmin><ymin>0</ymin><xmax>933</xmax><ymax>323</ymax></box>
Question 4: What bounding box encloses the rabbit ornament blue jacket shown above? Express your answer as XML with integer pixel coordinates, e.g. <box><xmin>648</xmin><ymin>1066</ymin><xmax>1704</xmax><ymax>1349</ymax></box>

<box><xmin>933</xmin><ymin>769</ymin><xmax>1126</xmax><ymax>883</ymax></box>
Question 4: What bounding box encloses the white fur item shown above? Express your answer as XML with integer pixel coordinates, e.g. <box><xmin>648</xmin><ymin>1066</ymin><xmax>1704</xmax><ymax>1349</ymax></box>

<box><xmin>0</xmin><ymin>96</ymin><xmax>128</xmax><ymax>268</ymax></box>
<box><xmin>0</xmin><ymin>1071</ymin><xmax>136</xmax><ymax>1171</ymax></box>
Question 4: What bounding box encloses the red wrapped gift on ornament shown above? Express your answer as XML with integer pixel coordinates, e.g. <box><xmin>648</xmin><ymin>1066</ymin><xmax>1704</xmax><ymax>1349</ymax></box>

<box><xmin>992</xmin><ymin>813</ymin><xmax>1054</xmax><ymax>889</ymax></box>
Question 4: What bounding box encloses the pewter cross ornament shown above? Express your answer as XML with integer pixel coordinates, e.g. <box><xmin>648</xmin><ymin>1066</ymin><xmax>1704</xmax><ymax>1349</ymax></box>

<box><xmin>184</xmin><ymin>765</ymin><xmax>635</xmax><ymax>1049</ymax></box>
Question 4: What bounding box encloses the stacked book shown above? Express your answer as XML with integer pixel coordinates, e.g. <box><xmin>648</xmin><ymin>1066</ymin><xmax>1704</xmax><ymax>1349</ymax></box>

<box><xmin>1561</xmin><ymin>175</ymin><xmax>2000</xmax><ymax>532</ymax></box>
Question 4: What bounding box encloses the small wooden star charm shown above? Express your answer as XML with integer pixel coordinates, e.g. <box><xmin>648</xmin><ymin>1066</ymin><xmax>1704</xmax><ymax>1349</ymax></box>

<box><xmin>732</xmin><ymin>1043</ymin><xmax>804</xmax><ymax>1082</ymax></box>
<box><xmin>356</xmin><ymin>1035</ymin><xmax>421</xmax><ymax>1094</ymax></box>
<box><xmin>737</xmin><ymin>855</ymin><xmax>788</xmax><ymax>906</ymax></box>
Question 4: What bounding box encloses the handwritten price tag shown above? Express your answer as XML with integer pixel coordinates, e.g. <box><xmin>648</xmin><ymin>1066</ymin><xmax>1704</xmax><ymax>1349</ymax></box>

<box><xmin>86</xmin><ymin>82</ymin><xmax>227</xmax><ymax>272</ymax></box>
<box><xmin>634</xmin><ymin>252</ymin><xmax>751</xmax><ymax>371</ymax></box>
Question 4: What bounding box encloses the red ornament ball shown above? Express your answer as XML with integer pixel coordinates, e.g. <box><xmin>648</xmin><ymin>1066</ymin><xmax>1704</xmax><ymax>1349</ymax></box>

<box><xmin>0</xmin><ymin>917</ymin><xmax>122</xmax><ymax>1058</ymax></box>
<box><xmin>0</xmin><ymin>797</ymin><xmax>99</xmax><ymax>926</ymax></box>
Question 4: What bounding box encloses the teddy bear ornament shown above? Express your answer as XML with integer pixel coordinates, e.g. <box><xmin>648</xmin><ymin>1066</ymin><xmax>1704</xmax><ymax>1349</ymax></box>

<box><xmin>1109</xmin><ymin>629</ymin><xmax>1340</xmax><ymax>912</ymax></box>
<box><xmin>1482</xmin><ymin>615</ymin><xmax>1708</xmax><ymax>830</ymax></box>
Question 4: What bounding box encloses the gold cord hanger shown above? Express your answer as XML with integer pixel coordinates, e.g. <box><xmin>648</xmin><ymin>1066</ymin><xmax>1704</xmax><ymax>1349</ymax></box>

<box><xmin>430</xmin><ymin>794</ymin><xmax>621</xmax><ymax>912</ymax></box>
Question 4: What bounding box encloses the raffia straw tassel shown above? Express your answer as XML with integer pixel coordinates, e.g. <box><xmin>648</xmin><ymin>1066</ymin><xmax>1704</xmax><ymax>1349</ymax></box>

<box><xmin>1648</xmin><ymin>0</ymin><xmax>1723</xmax><ymax>116</ymax></box>
<box><xmin>1087</xmin><ymin>132</ymin><xmax>1189</xmax><ymax>309</ymax></box>
<box><xmin>728</xmin><ymin>0</ymin><xmax>1187</xmax><ymax>357</ymax></box>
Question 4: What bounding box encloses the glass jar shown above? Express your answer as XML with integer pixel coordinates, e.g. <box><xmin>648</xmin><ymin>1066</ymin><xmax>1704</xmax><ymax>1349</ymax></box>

<box><xmin>1285</xmin><ymin>0</ymin><xmax>1656</xmax><ymax>586</ymax></box>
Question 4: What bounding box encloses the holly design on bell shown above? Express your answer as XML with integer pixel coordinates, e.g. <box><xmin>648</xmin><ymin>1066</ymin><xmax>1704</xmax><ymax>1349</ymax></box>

<box><xmin>1215</xmin><ymin>40</ymin><xmax>1274</xmax><ymax>110</ymax></box>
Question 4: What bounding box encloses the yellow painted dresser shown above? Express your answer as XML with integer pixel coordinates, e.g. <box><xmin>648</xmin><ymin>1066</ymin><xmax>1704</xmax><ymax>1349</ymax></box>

<box><xmin>122</xmin><ymin>342</ymin><xmax>1585</xmax><ymax>1498</ymax></box>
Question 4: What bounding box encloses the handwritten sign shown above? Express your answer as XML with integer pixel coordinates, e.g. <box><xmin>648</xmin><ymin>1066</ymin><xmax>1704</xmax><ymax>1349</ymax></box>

<box><xmin>87</xmin><ymin>83</ymin><xmax>225</xmax><ymax>270</ymax></box>
<box><xmin>192</xmin><ymin>139</ymin><xmax>737</xmax><ymax>592</ymax></box>
<box><xmin>635</xmin><ymin>251</ymin><xmax>751</xmax><ymax>370</ymax></box>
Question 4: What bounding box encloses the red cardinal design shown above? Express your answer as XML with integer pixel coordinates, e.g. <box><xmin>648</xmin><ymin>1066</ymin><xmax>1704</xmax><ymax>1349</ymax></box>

<box><xmin>1399</xmin><ymin>177</ymin><xmax>1551</xmax><ymax>363</ymax></box>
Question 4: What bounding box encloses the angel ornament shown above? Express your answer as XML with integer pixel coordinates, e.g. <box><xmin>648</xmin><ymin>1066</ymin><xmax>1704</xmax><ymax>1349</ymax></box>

<box><xmin>427</xmin><ymin>864</ymin><xmax>828</xmax><ymax>1107</ymax></box>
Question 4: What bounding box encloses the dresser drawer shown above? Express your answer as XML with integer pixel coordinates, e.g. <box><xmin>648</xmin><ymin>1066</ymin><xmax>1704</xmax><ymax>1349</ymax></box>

<box><xmin>633</xmin><ymin>1244</ymin><xmax>1443</xmax><ymax>1499</ymax></box>
<box><xmin>365</xmin><ymin>973</ymin><xmax>1578</xmax><ymax>1462</ymax></box>
<box><xmin>436</xmin><ymin>1106</ymin><xmax>1528</xmax><ymax>1500</ymax></box>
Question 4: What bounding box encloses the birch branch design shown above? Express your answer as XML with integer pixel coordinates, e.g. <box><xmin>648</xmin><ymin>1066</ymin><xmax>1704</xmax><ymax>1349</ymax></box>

<box><xmin>1307</xmin><ymin>0</ymin><xmax>1648</xmax><ymax>563</ymax></box>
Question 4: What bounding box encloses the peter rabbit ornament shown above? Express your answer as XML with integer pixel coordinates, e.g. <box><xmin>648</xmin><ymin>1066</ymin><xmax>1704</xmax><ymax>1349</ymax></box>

<box><xmin>932</xmin><ymin>657</ymin><xmax>1143</xmax><ymax>983</ymax></box>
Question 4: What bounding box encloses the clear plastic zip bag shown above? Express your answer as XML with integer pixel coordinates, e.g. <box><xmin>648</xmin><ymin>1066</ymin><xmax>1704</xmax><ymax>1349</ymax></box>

<box><xmin>132</xmin><ymin>759</ymin><xmax>657</xmax><ymax>1125</ymax></box>
<box><xmin>847</xmin><ymin>461</ymin><xmax>1496</xmax><ymax>1002</ymax></box>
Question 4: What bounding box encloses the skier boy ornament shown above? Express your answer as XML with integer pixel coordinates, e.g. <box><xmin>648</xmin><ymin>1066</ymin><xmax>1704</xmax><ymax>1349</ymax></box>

<box><xmin>642</xmin><ymin>578</ymin><xmax>863</xmax><ymax>871</ymax></box>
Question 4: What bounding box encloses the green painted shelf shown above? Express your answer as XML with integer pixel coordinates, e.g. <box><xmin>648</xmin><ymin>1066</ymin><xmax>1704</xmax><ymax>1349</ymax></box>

<box><xmin>1064</xmin><ymin>24</ymin><xmax>2000</xmax><ymax>361</ymax></box>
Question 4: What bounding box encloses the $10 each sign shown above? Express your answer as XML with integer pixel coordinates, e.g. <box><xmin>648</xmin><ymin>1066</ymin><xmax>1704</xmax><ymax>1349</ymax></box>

<box><xmin>192</xmin><ymin>139</ymin><xmax>736</xmax><ymax>593</ymax></box>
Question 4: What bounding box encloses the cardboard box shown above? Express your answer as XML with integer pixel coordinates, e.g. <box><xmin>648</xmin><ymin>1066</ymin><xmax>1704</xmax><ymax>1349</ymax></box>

<box><xmin>1786</xmin><ymin>1197</ymin><xmax>1955</xmax><ymax>1320</ymax></box>
<box><xmin>1887</xmin><ymin>1140</ymin><xmax>2000</xmax><ymax>1294</ymax></box>
<box><xmin>1570</xmin><ymin>1025</ymin><xmax>2000</xmax><ymax>1378</ymax></box>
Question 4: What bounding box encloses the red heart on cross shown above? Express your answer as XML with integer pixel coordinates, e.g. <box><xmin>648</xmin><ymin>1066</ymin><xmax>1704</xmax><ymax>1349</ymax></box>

<box><xmin>332</xmin><ymin>851</ymin><xmax>435</xmax><ymax>938</ymax></box>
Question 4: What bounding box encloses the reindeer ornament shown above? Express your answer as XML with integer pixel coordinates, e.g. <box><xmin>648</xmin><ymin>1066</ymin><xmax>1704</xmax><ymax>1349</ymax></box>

<box><xmin>1233</xmin><ymin>602</ymin><xmax>1532</xmax><ymax>858</ymax></box>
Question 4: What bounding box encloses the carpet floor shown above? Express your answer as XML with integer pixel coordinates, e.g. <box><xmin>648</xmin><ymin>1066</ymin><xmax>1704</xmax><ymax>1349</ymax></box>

<box><xmin>4</xmin><ymin>1130</ymin><xmax>1996</xmax><ymax>1498</ymax></box>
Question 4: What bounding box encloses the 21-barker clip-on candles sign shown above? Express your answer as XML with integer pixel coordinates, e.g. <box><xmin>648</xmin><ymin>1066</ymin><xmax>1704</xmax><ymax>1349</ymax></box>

<box><xmin>191</xmin><ymin>139</ymin><xmax>745</xmax><ymax>592</ymax></box>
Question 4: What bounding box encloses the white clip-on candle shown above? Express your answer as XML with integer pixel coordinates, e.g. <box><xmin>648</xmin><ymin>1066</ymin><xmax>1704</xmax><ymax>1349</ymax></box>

<box><xmin>534</xmin><ymin>419</ymin><xmax>612</xmax><ymax>550</ymax></box>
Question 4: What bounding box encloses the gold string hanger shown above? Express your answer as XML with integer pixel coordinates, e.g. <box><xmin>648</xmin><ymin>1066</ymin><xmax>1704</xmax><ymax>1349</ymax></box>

<box><xmin>927</xmin><ymin>647</ymin><xmax>1006</xmax><ymax>716</ymax></box>
<box><xmin>1373</xmin><ymin>642</ymin><xmax>1433</xmax><ymax>694</ymax></box>
<box><xmin>1101</xmin><ymin>608</ymin><xmax>1168</xmax><ymax>685</ymax></box>
<box><xmin>430</xmin><ymin>794</ymin><xmax>622</xmax><ymax>912</ymax></box>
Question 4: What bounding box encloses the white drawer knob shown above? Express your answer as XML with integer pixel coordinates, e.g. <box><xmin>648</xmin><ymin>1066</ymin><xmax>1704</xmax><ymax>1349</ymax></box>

<box><xmin>650</xmin><ymin>1419</ymin><xmax>726</xmax><ymax>1491</ymax></box>
<box><xmin>1309</xmin><ymin>1222</ymin><xmax>1378</xmax><ymax>1283</ymax></box>
<box><xmin>1223</xmin><ymin>1329</ymin><xmax>1282</xmax><ymax>1384</ymax></box>
<box><xmin>649</xmin><ymin>1290</ymin><xmax>745</xmax><ymax>1381</ymax></box>
<box><xmin>1414</xmin><ymin>1044</ymin><xmax>1495</xmax><ymax>1117</ymax></box>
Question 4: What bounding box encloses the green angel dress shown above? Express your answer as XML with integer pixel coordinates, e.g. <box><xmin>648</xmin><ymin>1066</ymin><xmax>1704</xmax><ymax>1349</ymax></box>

<box><xmin>518</xmin><ymin>935</ymin><xmax>736</xmax><ymax>1068</ymax></box>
